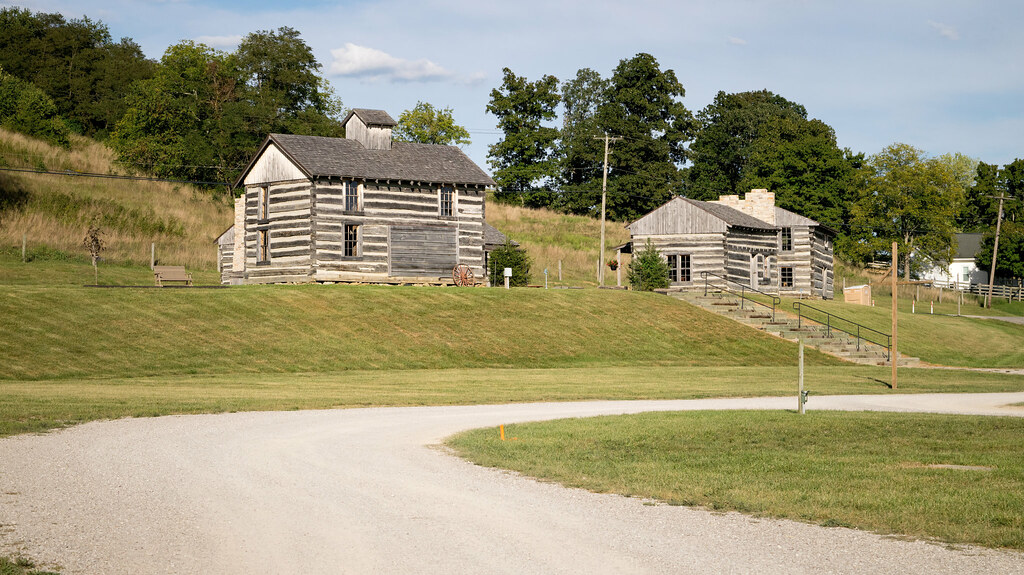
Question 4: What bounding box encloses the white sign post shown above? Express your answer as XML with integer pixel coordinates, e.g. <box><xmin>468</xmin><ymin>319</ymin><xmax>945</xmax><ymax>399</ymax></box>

<box><xmin>504</xmin><ymin>267</ymin><xmax>512</xmax><ymax>290</ymax></box>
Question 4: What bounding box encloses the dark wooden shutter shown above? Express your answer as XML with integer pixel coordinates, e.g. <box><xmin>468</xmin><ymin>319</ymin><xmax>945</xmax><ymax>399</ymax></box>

<box><xmin>389</xmin><ymin>226</ymin><xmax>458</xmax><ymax>277</ymax></box>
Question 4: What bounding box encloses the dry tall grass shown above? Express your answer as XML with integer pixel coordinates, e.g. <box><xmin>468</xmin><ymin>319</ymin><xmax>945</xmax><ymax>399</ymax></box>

<box><xmin>486</xmin><ymin>201</ymin><xmax>632</xmax><ymax>286</ymax></box>
<box><xmin>0</xmin><ymin>129</ymin><xmax>231</xmax><ymax>269</ymax></box>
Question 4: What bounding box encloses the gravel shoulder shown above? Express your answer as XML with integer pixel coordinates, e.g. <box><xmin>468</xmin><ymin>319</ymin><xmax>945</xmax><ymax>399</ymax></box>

<box><xmin>2</xmin><ymin>393</ymin><xmax>1024</xmax><ymax>574</ymax></box>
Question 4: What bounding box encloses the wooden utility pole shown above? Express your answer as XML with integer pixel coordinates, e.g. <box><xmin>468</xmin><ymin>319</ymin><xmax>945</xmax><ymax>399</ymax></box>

<box><xmin>594</xmin><ymin>134</ymin><xmax>621</xmax><ymax>286</ymax></box>
<box><xmin>985</xmin><ymin>192</ymin><xmax>1011</xmax><ymax>308</ymax></box>
<box><xmin>891</xmin><ymin>242</ymin><xmax>898</xmax><ymax>390</ymax></box>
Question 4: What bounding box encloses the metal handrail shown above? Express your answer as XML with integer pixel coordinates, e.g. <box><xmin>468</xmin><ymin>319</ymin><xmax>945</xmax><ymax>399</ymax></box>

<box><xmin>700</xmin><ymin>271</ymin><xmax>781</xmax><ymax>322</ymax></box>
<box><xmin>792</xmin><ymin>301</ymin><xmax>891</xmax><ymax>360</ymax></box>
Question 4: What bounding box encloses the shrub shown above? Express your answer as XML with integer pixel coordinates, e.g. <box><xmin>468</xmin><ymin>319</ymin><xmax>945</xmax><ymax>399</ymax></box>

<box><xmin>488</xmin><ymin>239</ymin><xmax>531</xmax><ymax>287</ymax></box>
<box><xmin>628</xmin><ymin>239</ymin><xmax>669</xmax><ymax>291</ymax></box>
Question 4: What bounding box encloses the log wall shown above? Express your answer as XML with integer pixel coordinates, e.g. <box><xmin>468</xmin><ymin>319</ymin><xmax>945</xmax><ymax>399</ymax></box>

<box><xmin>633</xmin><ymin>232</ymin><xmax>726</xmax><ymax>286</ymax></box>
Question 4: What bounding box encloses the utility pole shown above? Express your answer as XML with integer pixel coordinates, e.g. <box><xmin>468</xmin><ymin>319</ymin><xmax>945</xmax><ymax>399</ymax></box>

<box><xmin>984</xmin><ymin>192</ymin><xmax>1014</xmax><ymax>308</ymax></box>
<box><xmin>594</xmin><ymin>134</ymin><xmax>621</xmax><ymax>286</ymax></box>
<box><xmin>891</xmin><ymin>241</ymin><xmax>898</xmax><ymax>390</ymax></box>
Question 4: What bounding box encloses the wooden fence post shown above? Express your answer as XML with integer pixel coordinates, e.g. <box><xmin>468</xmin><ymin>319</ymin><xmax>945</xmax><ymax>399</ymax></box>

<box><xmin>22</xmin><ymin>233</ymin><xmax>27</xmax><ymax>262</ymax></box>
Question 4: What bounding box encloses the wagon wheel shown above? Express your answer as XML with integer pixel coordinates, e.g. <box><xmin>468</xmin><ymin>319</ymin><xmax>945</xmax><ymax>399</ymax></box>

<box><xmin>453</xmin><ymin>264</ymin><xmax>474</xmax><ymax>286</ymax></box>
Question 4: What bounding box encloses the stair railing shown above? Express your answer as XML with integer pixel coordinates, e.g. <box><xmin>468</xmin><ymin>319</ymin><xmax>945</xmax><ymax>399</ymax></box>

<box><xmin>700</xmin><ymin>271</ymin><xmax>781</xmax><ymax>322</ymax></box>
<box><xmin>792</xmin><ymin>301</ymin><xmax>891</xmax><ymax>361</ymax></box>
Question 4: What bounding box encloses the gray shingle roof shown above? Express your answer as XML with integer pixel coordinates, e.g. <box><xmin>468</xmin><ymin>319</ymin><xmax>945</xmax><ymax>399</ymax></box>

<box><xmin>956</xmin><ymin>233</ymin><xmax>983</xmax><ymax>259</ymax></box>
<box><xmin>345</xmin><ymin>108</ymin><xmax>398</xmax><ymax>127</ymax></box>
<box><xmin>254</xmin><ymin>134</ymin><xmax>494</xmax><ymax>187</ymax></box>
<box><xmin>682</xmin><ymin>198</ymin><xmax>777</xmax><ymax>230</ymax></box>
<box><xmin>482</xmin><ymin>222</ymin><xmax>517</xmax><ymax>248</ymax></box>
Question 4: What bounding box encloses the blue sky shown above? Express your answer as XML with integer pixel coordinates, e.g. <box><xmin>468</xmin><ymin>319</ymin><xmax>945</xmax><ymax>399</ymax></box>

<box><xmin>6</xmin><ymin>0</ymin><xmax>1023</xmax><ymax>174</ymax></box>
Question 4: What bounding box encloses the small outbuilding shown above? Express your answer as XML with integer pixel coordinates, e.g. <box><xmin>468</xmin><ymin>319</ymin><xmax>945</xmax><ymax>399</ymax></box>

<box><xmin>625</xmin><ymin>189</ymin><xmax>835</xmax><ymax>298</ymax></box>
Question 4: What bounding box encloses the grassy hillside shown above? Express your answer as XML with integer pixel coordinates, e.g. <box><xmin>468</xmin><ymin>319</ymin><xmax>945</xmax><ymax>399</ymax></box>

<box><xmin>0</xmin><ymin>129</ymin><xmax>231</xmax><ymax>269</ymax></box>
<box><xmin>486</xmin><ymin>201</ymin><xmax>631</xmax><ymax>287</ymax></box>
<box><xmin>0</xmin><ymin>279</ymin><xmax>841</xmax><ymax>382</ymax></box>
<box><xmin>0</xmin><ymin>129</ymin><xmax>626</xmax><ymax>283</ymax></box>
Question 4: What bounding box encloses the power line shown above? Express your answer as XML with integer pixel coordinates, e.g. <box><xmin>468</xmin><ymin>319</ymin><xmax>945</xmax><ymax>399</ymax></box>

<box><xmin>0</xmin><ymin>166</ymin><xmax>230</xmax><ymax>187</ymax></box>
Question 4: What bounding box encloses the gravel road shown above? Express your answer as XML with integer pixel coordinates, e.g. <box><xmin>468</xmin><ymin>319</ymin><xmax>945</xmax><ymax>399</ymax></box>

<box><xmin>2</xmin><ymin>393</ymin><xmax>1023</xmax><ymax>574</ymax></box>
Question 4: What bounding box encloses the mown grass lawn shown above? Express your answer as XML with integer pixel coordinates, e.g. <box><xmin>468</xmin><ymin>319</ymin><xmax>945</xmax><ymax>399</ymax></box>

<box><xmin>3</xmin><ymin>365</ymin><xmax>1022</xmax><ymax>437</ymax></box>
<box><xmin>448</xmin><ymin>410</ymin><xmax>1024</xmax><ymax>550</ymax></box>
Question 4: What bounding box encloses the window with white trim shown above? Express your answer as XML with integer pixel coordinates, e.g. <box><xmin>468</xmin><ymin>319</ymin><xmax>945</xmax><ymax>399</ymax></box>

<box><xmin>344</xmin><ymin>181</ymin><xmax>360</xmax><ymax>212</ymax></box>
<box><xmin>439</xmin><ymin>186</ymin><xmax>454</xmax><ymax>218</ymax></box>
<box><xmin>667</xmin><ymin>254</ymin><xmax>691</xmax><ymax>283</ymax></box>
<box><xmin>781</xmin><ymin>266</ymin><xmax>794</xmax><ymax>288</ymax></box>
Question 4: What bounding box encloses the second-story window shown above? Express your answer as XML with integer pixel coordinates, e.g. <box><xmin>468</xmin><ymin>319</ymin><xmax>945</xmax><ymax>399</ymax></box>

<box><xmin>439</xmin><ymin>186</ymin><xmax>454</xmax><ymax>218</ymax></box>
<box><xmin>344</xmin><ymin>181</ymin><xmax>360</xmax><ymax>212</ymax></box>
<box><xmin>780</xmin><ymin>227</ymin><xmax>792</xmax><ymax>251</ymax></box>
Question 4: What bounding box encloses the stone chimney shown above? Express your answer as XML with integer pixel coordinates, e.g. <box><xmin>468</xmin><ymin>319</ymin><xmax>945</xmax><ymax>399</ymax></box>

<box><xmin>342</xmin><ymin>108</ymin><xmax>398</xmax><ymax>151</ymax></box>
<box><xmin>711</xmin><ymin>189</ymin><xmax>775</xmax><ymax>225</ymax></box>
<box><xmin>744</xmin><ymin>189</ymin><xmax>775</xmax><ymax>225</ymax></box>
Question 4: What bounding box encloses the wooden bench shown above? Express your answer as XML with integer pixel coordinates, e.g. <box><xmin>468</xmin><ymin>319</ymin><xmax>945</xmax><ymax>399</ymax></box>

<box><xmin>154</xmin><ymin>265</ymin><xmax>193</xmax><ymax>287</ymax></box>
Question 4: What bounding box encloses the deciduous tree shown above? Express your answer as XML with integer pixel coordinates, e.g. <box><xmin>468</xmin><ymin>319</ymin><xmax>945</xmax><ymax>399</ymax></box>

<box><xmin>486</xmin><ymin>68</ymin><xmax>561</xmax><ymax>207</ymax></box>
<box><xmin>847</xmin><ymin>143</ymin><xmax>968</xmax><ymax>278</ymax></box>
<box><xmin>393</xmin><ymin>101</ymin><xmax>470</xmax><ymax>146</ymax></box>
<box><xmin>590</xmin><ymin>53</ymin><xmax>693</xmax><ymax>221</ymax></box>
<box><xmin>686</xmin><ymin>90</ymin><xmax>856</xmax><ymax>231</ymax></box>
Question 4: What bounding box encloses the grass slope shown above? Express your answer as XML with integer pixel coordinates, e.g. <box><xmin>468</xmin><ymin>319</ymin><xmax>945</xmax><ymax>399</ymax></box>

<box><xmin>486</xmin><ymin>202</ymin><xmax>631</xmax><ymax>287</ymax></box>
<box><xmin>449</xmin><ymin>410</ymin><xmax>1024</xmax><ymax>550</ymax></box>
<box><xmin>0</xmin><ymin>279</ymin><xmax>840</xmax><ymax>382</ymax></box>
<box><xmin>0</xmin><ymin>129</ymin><xmax>231</xmax><ymax>269</ymax></box>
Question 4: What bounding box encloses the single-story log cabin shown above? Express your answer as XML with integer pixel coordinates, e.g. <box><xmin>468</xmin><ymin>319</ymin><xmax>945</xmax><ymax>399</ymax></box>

<box><xmin>217</xmin><ymin>108</ymin><xmax>505</xmax><ymax>285</ymax></box>
<box><xmin>624</xmin><ymin>189</ymin><xmax>835</xmax><ymax>298</ymax></box>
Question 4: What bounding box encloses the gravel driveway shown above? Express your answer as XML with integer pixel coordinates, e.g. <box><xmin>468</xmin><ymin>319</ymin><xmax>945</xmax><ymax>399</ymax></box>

<box><xmin>2</xmin><ymin>393</ymin><xmax>1023</xmax><ymax>574</ymax></box>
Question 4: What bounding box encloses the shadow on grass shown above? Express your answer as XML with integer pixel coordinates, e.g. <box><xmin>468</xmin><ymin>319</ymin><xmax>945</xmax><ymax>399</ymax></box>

<box><xmin>854</xmin><ymin>374</ymin><xmax>893</xmax><ymax>389</ymax></box>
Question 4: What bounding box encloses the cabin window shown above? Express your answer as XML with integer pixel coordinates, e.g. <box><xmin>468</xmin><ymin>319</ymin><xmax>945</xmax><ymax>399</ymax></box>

<box><xmin>258</xmin><ymin>229</ymin><xmax>269</xmax><ymax>263</ymax></box>
<box><xmin>439</xmin><ymin>186</ymin><xmax>455</xmax><ymax>218</ymax></box>
<box><xmin>667</xmin><ymin>254</ymin><xmax>691</xmax><ymax>283</ymax></box>
<box><xmin>344</xmin><ymin>181</ymin><xmax>361</xmax><ymax>212</ymax></box>
<box><xmin>780</xmin><ymin>228</ymin><xmax>792</xmax><ymax>251</ymax></box>
<box><xmin>755</xmin><ymin>254</ymin><xmax>765</xmax><ymax>280</ymax></box>
<box><xmin>257</xmin><ymin>186</ymin><xmax>269</xmax><ymax>221</ymax></box>
<box><xmin>344</xmin><ymin>224</ymin><xmax>360</xmax><ymax>257</ymax></box>
<box><xmin>781</xmin><ymin>266</ymin><xmax>794</xmax><ymax>288</ymax></box>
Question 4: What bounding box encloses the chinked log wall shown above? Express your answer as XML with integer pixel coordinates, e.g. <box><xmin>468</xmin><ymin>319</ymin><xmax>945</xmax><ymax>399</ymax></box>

<box><xmin>245</xmin><ymin>180</ymin><xmax>314</xmax><ymax>284</ymax></box>
<box><xmin>313</xmin><ymin>180</ymin><xmax>485</xmax><ymax>283</ymax></box>
<box><xmin>724</xmin><ymin>228</ymin><xmax>779</xmax><ymax>286</ymax></box>
<box><xmin>811</xmin><ymin>229</ymin><xmax>834</xmax><ymax>298</ymax></box>
<box><xmin>243</xmin><ymin>178</ymin><xmax>486</xmax><ymax>284</ymax></box>
<box><xmin>631</xmin><ymin>233</ymin><xmax>726</xmax><ymax>286</ymax></box>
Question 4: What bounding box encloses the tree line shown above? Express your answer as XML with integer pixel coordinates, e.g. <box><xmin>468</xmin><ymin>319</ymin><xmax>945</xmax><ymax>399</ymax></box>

<box><xmin>0</xmin><ymin>8</ymin><xmax>1018</xmax><ymax>280</ymax></box>
<box><xmin>484</xmin><ymin>54</ymin><xmax>1021</xmax><ymax>280</ymax></box>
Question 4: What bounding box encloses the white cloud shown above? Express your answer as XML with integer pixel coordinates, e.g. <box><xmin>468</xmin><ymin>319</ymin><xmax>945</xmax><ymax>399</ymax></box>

<box><xmin>328</xmin><ymin>43</ymin><xmax>455</xmax><ymax>82</ymax></box>
<box><xmin>727</xmin><ymin>36</ymin><xmax>747</xmax><ymax>46</ymax></box>
<box><xmin>193</xmin><ymin>35</ymin><xmax>243</xmax><ymax>48</ymax></box>
<box><xmin>927</xmin><ymin>20</ymin><xmax>959</xmax><ymax>40</ymax></box>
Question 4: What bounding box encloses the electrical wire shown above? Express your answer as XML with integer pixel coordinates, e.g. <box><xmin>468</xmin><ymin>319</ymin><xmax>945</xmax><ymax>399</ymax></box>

<box><xmin>0</xmin><ymin>166</ymin><xmax>230</xmax><ymax>186</ymax></box>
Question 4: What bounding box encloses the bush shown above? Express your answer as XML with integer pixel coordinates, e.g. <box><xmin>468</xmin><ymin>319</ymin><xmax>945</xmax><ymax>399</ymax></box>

<box><xmin>488</xmin><ymin>239</ymin><xmax>531</xmax><ymax>287</ymax></box>
<box><xmin>628</xmin><ymin>239</ymin><xmax>669</xmax><ymax>291</ymax></box>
